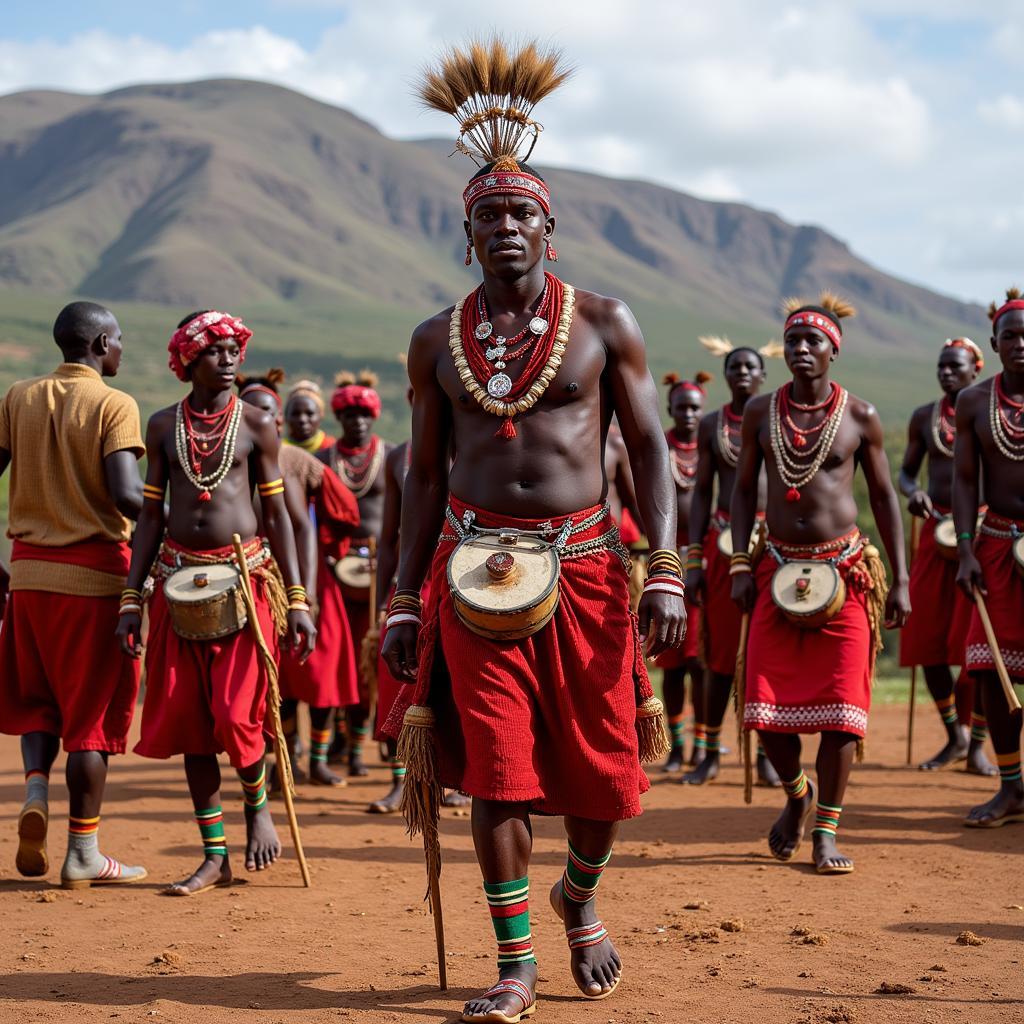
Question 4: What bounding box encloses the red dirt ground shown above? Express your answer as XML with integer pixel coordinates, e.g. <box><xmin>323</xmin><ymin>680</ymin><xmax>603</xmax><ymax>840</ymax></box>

<box><xmin>1</xmin><ymin>704</ymin><xmax>1022</xmax><ymax>1024</ymax></box>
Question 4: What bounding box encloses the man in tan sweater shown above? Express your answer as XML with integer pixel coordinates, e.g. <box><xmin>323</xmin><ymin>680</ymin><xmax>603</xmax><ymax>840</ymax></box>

<box><xmin>0</xmin><ymin>301</ymin><xmax>147</xmax><ymax>888</ymax></box>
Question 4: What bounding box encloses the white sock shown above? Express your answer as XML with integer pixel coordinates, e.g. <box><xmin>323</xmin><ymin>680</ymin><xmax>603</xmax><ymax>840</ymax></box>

<box><xmin>25</xmin><ymin>772</ymin><xmax>49</xmax><ymax>807</ymax></box>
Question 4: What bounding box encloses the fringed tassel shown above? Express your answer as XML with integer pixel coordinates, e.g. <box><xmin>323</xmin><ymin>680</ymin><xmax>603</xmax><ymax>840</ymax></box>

<box><xmin>397</xmin><ymin>705</ymin><xmax>443</xmax><ymax>840</ymax></box>
<box><xmin>253</xmin><ymin>561</ymin><xmax>289</xmax><ymax>637</ymax></box>
<box><xmin>360</xmin><ymin>625</ymin><xmax>380</xmax><ymax>706</ymax></box>
<box><xmin>856</xmin><ymin>542</ymin><xmax>886</xmax><ymax>767</ymax></box>
<box><xmin>496</xmin><ymin>417</ymin><xmax>517</xmax><ymax>439</ymax></box>
<box><xmin>636</xmin><ymin>696</ymin><xmax>670</xmax><ymax>763</ymax></box>
<box><xmin>856</xmin><ymin>738</ymin><xmax>865</xmax><ymax>763</ymax></box>
<box><xmin>734</xmin><ymin>612</ymin><xmax>753</xmax><ymax>805</ymax></box>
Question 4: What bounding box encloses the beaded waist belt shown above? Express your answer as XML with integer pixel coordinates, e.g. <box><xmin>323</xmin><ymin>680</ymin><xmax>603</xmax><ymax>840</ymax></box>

<box><xmin>766</xmin><ymin>528</ymin><xmax>864</xmax><ymax>567</ymax></box>
<box><xmin>153</xmin><ymin>537</ymin><xmax>270</xmax><ymax>580</ymax></box>
<box><xmin>441</xmin><ymin>503</ymin><xmax>630</xmax><ymax>571</ymax></box>
<box><xmin>979</xmin><ymin>512</ymin><xmax>1024</xmax><ymax>540</ymax></box>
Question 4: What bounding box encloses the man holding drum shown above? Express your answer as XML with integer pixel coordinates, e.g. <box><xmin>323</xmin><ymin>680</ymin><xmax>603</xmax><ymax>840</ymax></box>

<box><xmin>382</xmin><ymin>39</ymin><xmax>684</xmax><ymax>1023</ymax></box>
<box><xmin>899</xmin><ymin>338</ymin><xmax>994</xmax><ymax>774</ymax></box>
<box><xmin>731</xmin><ymin>292</ymin><xmax>909</xmax><ymax>875</ymax></box>
<box><xmin>117</xmin><ymin>310</ymin><xmax>316</xmax><ymax>895</ymax></box>
<box><xmin>955</xmin><ymin>288</ymin><xmax>1024</xmax><ymax>828</ymax></box>
<box><xmin>322</xmin><ymin>371</ymin><xmax>392</xmax><ymax>777</ymax></box>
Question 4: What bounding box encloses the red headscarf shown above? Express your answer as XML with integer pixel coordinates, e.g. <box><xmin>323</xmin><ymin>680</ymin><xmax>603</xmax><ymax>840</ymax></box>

<box><xmin>168</xmin><ymin>311</ymin><xmax>252</xmax><ymax>382</ymax></box>
<box><xmin>331</xmin><ymin>384</ymin><xmax>381</xmax><ymax>419</ymax></box>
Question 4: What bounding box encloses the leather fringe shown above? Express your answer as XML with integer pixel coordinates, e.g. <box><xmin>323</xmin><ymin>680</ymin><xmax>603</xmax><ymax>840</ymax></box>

<box><xmin>636</xmin><ymin>696</ymin><xmax>670</xmax><ymax>762</ymax></box>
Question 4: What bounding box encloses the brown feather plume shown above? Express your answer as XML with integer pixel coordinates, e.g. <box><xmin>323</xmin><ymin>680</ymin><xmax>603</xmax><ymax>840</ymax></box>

<box><xmin>759</xmin><ymin>340</ymin><xmax>785</xmax><ymax>359</ymax></box>
<box><xmin>783</xmin><ymin>291</ymin><xmax>856</xmax><ymax>320</ymax></box>
<box><xmin>989</xmin><ymin>285</ymin><xmax>1023</xmax><ymax>321</ymax></box>
<box><xmin>699</xmin><ymin>335</ymin><xmax>735</xmax><ymax>357</ymax></box>
<box><xmin>334</xmin><ymin>371</ymin><xmax>356</xmax><ymax>387</ymax></box>
<box><xmin>417</xmin><ymin>37</ymin><xmax>573</xmax><ymax>167</ymax></box>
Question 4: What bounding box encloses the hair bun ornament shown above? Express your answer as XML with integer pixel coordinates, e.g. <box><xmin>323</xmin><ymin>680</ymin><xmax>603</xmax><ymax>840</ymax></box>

<box><xmin>695</xmin><ymin>370</ymin><xmax>714</xmax><ymax>387</ymax></box>
<box><xmin>988</xmin><ymin>286</ymin><xmax>1024</xmax><ymax>324</ymax></box>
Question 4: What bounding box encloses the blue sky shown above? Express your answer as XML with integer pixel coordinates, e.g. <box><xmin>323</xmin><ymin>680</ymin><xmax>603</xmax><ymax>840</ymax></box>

<box><xmin>2</xmin><ymin>2</ymin><xmax>1021</xmax><ymax>305</ymax></box>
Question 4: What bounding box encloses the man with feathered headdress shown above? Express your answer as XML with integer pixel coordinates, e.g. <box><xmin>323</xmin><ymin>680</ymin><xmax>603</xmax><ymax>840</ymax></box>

<box><xmin>381</xmin><ymin>38</ymin><xmax>685</xmax><ymax>1022</ymax></box>
<box><xmin>730</xmin><ymin>292</ymin><xmax>909</xmax><ymax>876</ymax></box>
<box><xmin>898</xmin><ymin>338</ymin><xmax>995</xmax><ymax>775</ymax></box>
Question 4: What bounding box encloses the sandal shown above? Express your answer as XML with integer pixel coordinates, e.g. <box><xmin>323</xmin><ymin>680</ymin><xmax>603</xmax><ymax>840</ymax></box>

<box><xmin>461</xmin><ymin>978</ymin><xmax>536</xmax><ymax>1023</ymax></box>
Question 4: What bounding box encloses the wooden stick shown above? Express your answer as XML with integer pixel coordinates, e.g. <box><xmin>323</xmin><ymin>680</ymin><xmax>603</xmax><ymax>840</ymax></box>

<box><xmin>231</xmin><ymin>534</ymin><xmax>312</xmax><ymax>888</ymax></box>
<box><xmin>906</xmin><ymin>516</ymin><xmax>922</xmax><ymax>765</ymax></box>
<box><xmin>734</xmin><ymin>612</ymin><xmax>753</xmax><ymax>805</ymax></box>
<box><xmin>423</xmin><ymin>780</ymin><xmax>447</xmax><ymax>992</ymax></box>
<box><xmin>973</xmin><ymin>587</ymin><xmax>1022</xmax><ymax>713</ymax></box>
<box><xmin>367</xmin><ymin>536</ymin><xmax>378</xmax><ymax>630</ymax></box>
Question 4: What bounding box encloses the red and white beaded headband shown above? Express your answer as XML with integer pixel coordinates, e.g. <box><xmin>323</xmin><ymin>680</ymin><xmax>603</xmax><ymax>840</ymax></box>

<box><xmin>943</xmin><ymin>337</ymin><xmax>984</xmax><ymax>371</ymax></box>
<box><xmin>463</xmin><ymin>171</ymin><xmax>551</xmax><ymax>218</ymax></box>
<box><xmin>992</xmin><ymin>299</ymin><xmax>1024</xmax><ymax>326</ymax></box>
<box><xmin>784</xmin><ymin>310</ymin><xmax>843</xmax><ymax>349</ymax></box>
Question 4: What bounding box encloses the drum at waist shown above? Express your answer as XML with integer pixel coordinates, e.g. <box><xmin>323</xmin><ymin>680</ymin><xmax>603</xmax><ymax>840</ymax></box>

<box><xmin>163</xmin><ymin>563</ymin><xmax>247</xmax><ymax>640</ymax></box>
<box><xmin>447</xmin><ymin>529</ymin><xmax>560</xmax><ymax>641</ymax></box>
<box><xmin>933</xmin><ymin>515</ymin><xmax>957</xmax><ymax>561</ymax></box>
<box><xmin>770</xmin><ymin>559</ymin><xmax>846</xmax><ymax>630</ymax></box>
<box><xmin>716</xmin><ymin>519</ymin><xmax>766</xmax><ymax>559</ymax></box>
<box><xmin>1015</xmin><ymin>535</ymin><xmax>1024</xmax><ymax>578</ymax></box>
<box><xmin>335</xmin><ymin>548</ymin><xmax>372</xmax><ymax>602</ymax></box>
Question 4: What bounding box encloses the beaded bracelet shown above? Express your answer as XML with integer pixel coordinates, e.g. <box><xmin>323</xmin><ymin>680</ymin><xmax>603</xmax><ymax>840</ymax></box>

<box><xmin>957</xmin><ymin>532</ymin><xmax>974</xmax><ymax>541</ymax></box>
<box><xmin>728</xmin><ymin>563</ymin><xmax>752</xmax><ymax>576</ymax></box>
<box><xmin>385</xmin><ymin>611</ymin><xmax>423</xmax><ymax>631</ymax></box>
<box><xmin>117</xmin><ymin>603</ymin><xmax>142</xmax><ymax>616</ymax></box>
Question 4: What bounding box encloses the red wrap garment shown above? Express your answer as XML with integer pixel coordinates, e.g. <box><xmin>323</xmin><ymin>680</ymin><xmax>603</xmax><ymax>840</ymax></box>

<box><xmin>743</xmin><ymin>533</ymin><xmax>875</xmax><ymax>738</ymax></box>
<box><xmin>135</xmin><ymin>539</ymin><xmax>279</xmax><ymax>770</ymax></box>
<box><xmin>0</xmin><ymin>540</ymin><xmax>140</xmax><ymax>753</ymax></box>
<box><xmin>900</xmin><ymin>511</ymin><xmax>972</xmax><ymax>668</ymax></box>
<box><xmin>384</xmin><ymin>496</ymin><xmax>653</xmax><ymax>821</ymax></box>
<box><xmin>279</xmin><ymin>466</ymin><xmax>361</xmax><ymax>708</ymax></box>
<box><xmin>965</xmin><ymin>513</ymin><xmax>1024</xmax><ymax>681</ymax></box>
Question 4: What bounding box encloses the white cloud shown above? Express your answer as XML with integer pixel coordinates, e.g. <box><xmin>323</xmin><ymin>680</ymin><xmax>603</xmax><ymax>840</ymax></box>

<box><xmin>978</xmin><ymin>94</ymin><xmax>1024</xmax><ymax>128</ymax></box>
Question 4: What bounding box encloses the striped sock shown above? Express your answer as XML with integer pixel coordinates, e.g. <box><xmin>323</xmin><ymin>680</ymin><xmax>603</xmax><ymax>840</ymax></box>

<box><xmin>705</xmin><ymin>725</ymin><xmax>722</xmax><ymax>755</ymax></box>
<box><xmin>693</xmin><ymin>723</ymin><xmax>707</xmax><ymax>753</ymax></box>
<box><xmin>241</xmin><ymin>767</ymin><xmax>268</xmax><ymax>811</ymax></box>
<box><xmin>196</xmin><ymin>806</ymin><xmax>227</xmax><ymax>857</ymax></box>
<box><xmin>996</xmin><ymin>752</ymin><xmax>1023</xmax><ymax>784</ymax></box>
<box><xmin>309</xmin><ymin>728</ymin><xmax>332</xmax><ymax>764</ymax></box>
<box><xmin>936</xmin><ymin>694</ymin><xmax>958</xmax><ymax>727</ymax></box>
<box><xmin>668</xmin><ymin>714</ymin><xmax>685</xmax><ymax>752</ymax></box>
<box><xmin>562</xmin><ymin>842</ymin><xmax>612</xmax><ymax>905</ymax></box>
<box><xmin>811</xmin><ymin>803</ymin><xmax>842</xmax><ymax>837</ymax></box>
<box><xmin>25</xmin><ymin>769</ymin><xmax>49</xmax><ymax>806</ymax></box>
<box><xmin>970</xmin><ymin>712</ymin><xmax>988</xmax><ymax>744</ymax></box>
<box><xmin>484</xmin><ymin>877</ymin><xmax>536</xmax><ymax>967</ymax></box>
<box><xmin>392</xmin><ymin>761</ymin><xmax>407</xmax><ymax>784</ymax></box>
<box><xmin>782</xmin><ymin>770</ymin><xmax>809</xmax><ymax>800</ymax></box>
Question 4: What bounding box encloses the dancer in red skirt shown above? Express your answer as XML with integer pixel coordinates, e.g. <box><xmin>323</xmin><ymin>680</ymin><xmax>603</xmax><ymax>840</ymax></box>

<box><xmin>321</xmin><ymin>371</ymin><xmax>392</xmax><ymax>776</ymax></box>
<box><xmin>731</xmin><ymin>292</ymin><xmax>909</xmax><ymax>875</ymax></box>
<box><xmin>238</xmin><ymin>373</ymin><xmax>360</xmax><ymax>788</ymax></box>
<box><xmin>656</xmin><ymin>372</ymin><xmax>707</xmax><ymax>773</ymax></box>
<box><xmin>382</xmin><ymin>41</ymin><xmax>684</xmax><ymax>1023</ymax></box>
<box><xmin>956</xmin><ymin>288</ymin><xmax>1024</xmax><ymax>828</ymax></box>
<box><xmin>0</xmin><ymin>302</ymin><xmax>147</xmax><ymax>888</ymax></box>
<box><xmin>898</xmin><ymin>339</ymin><xmax>995</xmax><ymax>774</ymax></box>
<box><xmin>117</xmin><ymin>310</ymin><xmax>315</xmax><ymax>895</ymax></box>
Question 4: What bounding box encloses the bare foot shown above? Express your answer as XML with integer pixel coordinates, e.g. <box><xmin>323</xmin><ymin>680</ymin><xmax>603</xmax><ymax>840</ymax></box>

<box><xmin>919</xmin><ymin>726</ymin><xmax>968</xmax><ymax>771</ymax></box>
<box><xmin>244</xmin><ymin>806</ymin><xmax>281</xmax><ymax>870</ymax></box>
<box><xmin>367</xmin><ymin>781</ymin><xmax>403</xmax><ymax>814</ymax></box>
<box><xmin>964</xmin><ymin>741</ymin><xmax>998</xmax><ymax>777</ymax></box>
<box><xmin>550</xmin><ymin>882</ymin><xmax>622</xmax><ymax>999</ymax></box>
<box><xmin>661</xmin><ymin>746</ymin><xmax>685</xmax><ymax>774</ymax></box>
<box><xmin>681</xmin><ymin>753</ymin><xmax>719</xmax><ymax>785</ymax></box>
<box><xmin>164</xmin><ymin>854</ymin><xmax>232</xmax><ymax>896</ymax></box>
<box><xmin>461</xmin><ymin>965</ymin><xmax>537</xmax><ymax>1022</ymax></box>
<box><xmin>812</xmin><ymin>832</ymin><xmax>854</xmax><ymax>874</ymax></box>
<box><xmin>768</xmin><ymin>779</ymin><xmax>816</xmax><ymax>862</ymax></box>
<box><xmin>757</xmin><ymin>751</ymin><xmax>782</xmax><ymax>787</ymax></box>
<box><xmin>309</xmin><ymin>761</ymin><xmax>346</xmax><ymax>787</ymax></box>
<box><xmin>963</xmin><ymin>784</ymin><xmax>1024</xmax><ymax>828</ymax></box>
<box><xmin>268</xmin><ymin>759</ymin><xmax>307</xmax><ymax>795</ymax></box>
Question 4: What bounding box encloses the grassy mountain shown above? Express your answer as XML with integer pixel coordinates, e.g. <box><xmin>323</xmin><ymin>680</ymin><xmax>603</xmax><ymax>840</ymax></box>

<box><xmin>0</xmin><ymin>77</ymin><xmax>991</xmax><ymax>428</ymax></box>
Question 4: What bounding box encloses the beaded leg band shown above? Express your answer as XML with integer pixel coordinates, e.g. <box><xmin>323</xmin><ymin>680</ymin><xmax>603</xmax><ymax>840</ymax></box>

<box><xmin>485</xmin><ymin>877</ymin><xmax>536</xmax><ymax>967</ymax></box>
<box><xmin>562</xmin><ymin>842</ymin><xmax>611</xmax><ymax>905</ymax></box>
<box><xmin>241</xmin><ymin>767</ymin><xmax>268</xmax><ymax>811</ymax></box>
<box><xmin>196</xmin><ymin>807</ymin><xmax>227</xmax><ymax>857</ymax></box>
<box><xmin>480</xmin><ymin>978</ymin><xmax>534</xmax><ymax>1012</ymax></box>
<box><xmin>811</xmin><ymin>803</ymin><xmax>842</xmax><ymax>837</ymax></box>
<box><xmin>782</xmin><ymin>770</ymin><xmax>809</xmax><ymax>800</ymax></box>
<box><xmin>566</xmin><ymin>921</ymin><xmax>609</xmax><ymax>949</ymax></box>
<box><xmin>996</xmin><ymin>752</ymin><xmax>1023</xmax><ymax>784</ymax></box>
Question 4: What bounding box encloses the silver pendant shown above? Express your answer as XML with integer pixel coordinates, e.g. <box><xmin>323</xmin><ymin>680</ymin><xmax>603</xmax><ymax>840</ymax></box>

<box><xmin>475</xmin><ymin>321</ymin><xmax>493</xmax><ymax>340</ymax></box>
<box><xmin>487</xmin><ymin>373</ymin><xmax>513</xmax><ymax>399</ymax></box>
<box><xmin>494</xmin><ymin>361</ymin><xmax>507</xmax><ymax>370</ymax></box>
<box><xmin>529</xmin><ymin>317</ymin><xmax>549</xmax><ymax>335</ymax></box>
<box><xmin>485</xmin><ymin>345</ymin><xmax>507</xmax><ymax>361</ymax></box>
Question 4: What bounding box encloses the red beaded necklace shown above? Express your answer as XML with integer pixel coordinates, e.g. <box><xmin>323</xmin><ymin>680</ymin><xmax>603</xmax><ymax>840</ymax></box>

<box><xmin>181</xmin><ymin>396</ymin><xmax>236</xmax><ymax>473</ymax></box>
<box><xmin>778</xmin><ymin>382</ymin><xmax>841</xmax><ymax>449</ymax></box>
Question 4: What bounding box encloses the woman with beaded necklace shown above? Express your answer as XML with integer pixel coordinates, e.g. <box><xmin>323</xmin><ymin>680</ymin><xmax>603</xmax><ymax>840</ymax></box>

<box><xmin>730</xmin><ymin>292</ymin><xmax>910</xmax><ymax>875</ymax></box>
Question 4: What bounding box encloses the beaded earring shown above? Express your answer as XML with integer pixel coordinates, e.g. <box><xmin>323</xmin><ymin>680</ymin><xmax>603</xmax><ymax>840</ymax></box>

<box><xmin>465</xmin><ymin>242</ymin><xmax>473</xmax><ymax>266</ymax></box>
<box><xmin>545</xmin><ymin>240</ymin><xmax>558</xmax><ymax>262</ymax></box>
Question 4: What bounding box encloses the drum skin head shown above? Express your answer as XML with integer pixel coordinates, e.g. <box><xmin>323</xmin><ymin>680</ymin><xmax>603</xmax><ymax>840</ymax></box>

<box><xmin>770</xmin><ymin>559</ymin><xmax>845</xmax><ymax>628</ymax></box>
<box><xmin>164</xmin><ymin>563</ymin><xmax>242</xmax><ymax>603</ymax></box>
<box><xmin>448</xmin><ymin>535</ymin><xmax>557</xmax><ymax>613</ymax></box>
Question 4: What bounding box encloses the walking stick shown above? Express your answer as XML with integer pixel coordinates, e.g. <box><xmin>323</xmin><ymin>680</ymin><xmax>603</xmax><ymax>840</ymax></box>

<box><xmin>231</xmin><ymin>534</ymin><xmax>312</xmax><ymax>888</ymax></box>
<box><xmin>906</xmin><ymin>515</ymin><xmax>922</xmax><ymax>765</ymax></box>
<box><xmin>734</xmin><ymin>612</ymin><xmax>753</xmax><ymax>805</ymax></box>
<box><xmin>425</xmin><ymin>791</ymin><xmax>448</xmax><ymax>992</ymax></box>
<box><xmin>973</xmin><ymin>587</ymin><xmax>1022</xmax><ymax>714</ymax></box>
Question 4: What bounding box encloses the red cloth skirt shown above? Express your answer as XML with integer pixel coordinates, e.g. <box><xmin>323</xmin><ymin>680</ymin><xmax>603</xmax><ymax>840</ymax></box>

<box><xmin>384</xmin><ymin>496</ymin><xmax>652</xmax><ymax>821</ymax></box>
<box><xmin>655</xmin><ymin>593</ymin><xmax>700</xmax><ymax>669</ymax></box>
<box><xmin>965</xmin><ymin>515</ymin><xmax>1024</xmax><ymax>681</ymax></box>
<box><xmin>702</xmin><ymin>513</ymin><xmax>744</xmax><ymax>677</ymax></box>
<box><xmin>0</xmin><ymin>590</ymin><xmax>140</xmax><ymax>752</ymax></box>
<box><xmin>11</xmin><ymin>538</ymin><xmax>132</xmax><ymax>576</ymax></box>
<box><xmin>743</xmin><ymin>535</ymin><xmax>873</xmax><ymax>738</ymax></box>
<box><xmin>279</xmin><ymin>561</ymin><xmax>358</xmax><ymax>708</ymax></box>
<box><xmin>135</xmin><ymin>569</ymin><xmax>278</xmax><ymax>770</ymax></box>
<box><xmin>374</xmin><ymin>580</ymin><xmax>432</xmax><ymax>742</ymax></box>
<box><xmin>900</xmin><ymin>515</ymin><xmax>972</xmax><ymax>667</ymax></box>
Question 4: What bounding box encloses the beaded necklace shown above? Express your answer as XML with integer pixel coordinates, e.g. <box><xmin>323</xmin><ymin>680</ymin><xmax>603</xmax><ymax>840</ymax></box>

<box><xmin>716</xmin><ymin>404</ymin><xmax>742</xmax><ymax>468</ymax></box>
<box><xmin>286</xmin><ymin>429</ymin><xmax>326</xmax><ymax>454</ymax></box>
<box><xmin>174</xmin><ymin>395</ymin><xmax>242</xmax><ymax>501</ymax></box>
<box><xmin>769</xmin><ymin>382</ymin><xmax>848</xmax><ymax>502</ymax></box>
<box><xmin>666</xmin><ymin>429</ymin><xmax>698</xmax><ymax>490</ymax></box>
<box><xmin>336</xmin><ymin>435</ymin><xmax>385</xmax><ymax>498</ymax></box>
<box><xmin>990</xmin><ymin>374</ymin><xmax>1024</xmax><ymax>462</ymax></box>
<box><xmin>930</xmin><ymin>396</ymin><xmax>956</xmax><ymax>458</ymax></box>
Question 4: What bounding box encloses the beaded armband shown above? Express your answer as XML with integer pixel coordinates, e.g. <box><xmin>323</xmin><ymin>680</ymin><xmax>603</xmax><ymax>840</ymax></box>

<box><xmin>286</xmin><ymin>584</ymin><xmax>310</xmax><ymax>612</ymax></box>
<box><xmin>258</xmin><ymin>478</ymin><xmax>285</xmax><ymax>498</ymax></box>
<box><xmin>142</xmin><ymin>484</ymin><xmax>164</xmax><ymax>502</ymax></box>
<box><xmin>119</xmin><ymin>588</ymin><xmax>144</xmax><ymax>617</ymax></box>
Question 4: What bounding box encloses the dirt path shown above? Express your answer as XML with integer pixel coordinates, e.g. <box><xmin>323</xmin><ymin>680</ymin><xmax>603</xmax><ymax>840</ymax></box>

<box><xmin>1</xmin><ymin>704</ymin><xmax>1022</xmax><ymax>1024</ymax></box>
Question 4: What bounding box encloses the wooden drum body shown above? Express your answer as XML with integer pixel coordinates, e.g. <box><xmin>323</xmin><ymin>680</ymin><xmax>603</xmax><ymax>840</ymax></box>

<box><xmin>335</xmin><ymin>550</ymin><xmax>372</xmax><ymax>602</ymax></box>
<box><xmin>1014</xmin><ymin>535</ymin><xmax>1024</xmax><ymax>579</ymax></box>
<box><xmin>717</xmin><ymin>520</ymin><xmax>765</xmax><ymax>560</ymax></box>
<box><xmin>447</xmin><ymin>530</ymin><xmax>560</xmax><ymax>641</ymax></box>
<box><xmin>770</xmin><ymin>560</ymin><xmax>846</xmax><ymax>630</ymax></box>
<box><xmin>933</xmin><ymin>515</ymin><xmax>958</xmax><ymax>561</ymax></box>
<box><xmin>164</xmin><ymin>563</ymin><xmax>247</xmax><ymax>640</ymax></box>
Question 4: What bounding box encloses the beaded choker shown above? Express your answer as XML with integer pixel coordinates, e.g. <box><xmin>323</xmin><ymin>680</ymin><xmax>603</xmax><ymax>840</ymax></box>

<box><xmin>716</xmin><ymin>404</ymin><xmax>743</xmax><ymax>468</ymax></box>
<box><xmin>666</xmin><ymin>429</ymin><xmax>698</xmax><ymax>490</ymax></box>
<box><xmin>334</xmin><ymin>435</ymin><xmax>385</xmax><ymax>498</ymax></box>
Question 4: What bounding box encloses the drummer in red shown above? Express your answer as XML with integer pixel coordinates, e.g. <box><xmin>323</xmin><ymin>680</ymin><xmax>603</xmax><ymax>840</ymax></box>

<box><xmin>383</xmin><ymin>43</ymin><xmax>684</xmax><ymax>1022</ymax></box>
<box><xmin>0</xmin><ymin>302</ymin><xmax>147</xmax><ymax>888</ymax></box>
<box><xmin>320</xmin><ymin>372</ymin><xmax>393</xmax><ymax>776</ymax></box>
<box><xmin>117</xmin><ymin>310</ymin><xmax>315</xmax><ymax>895</ymax></box>
<box><xmin>731</xmin><ymin>293</ymin><xmax>909</xmax><ymax>875</ymax></box>
<box><xmin>898</xmin><ymin>338</ymin><xmax>995</xmax><ymax>774</ymax></box>
<box><xmin>955</xmin><ymin>288</ymin><xmax>1024</xmax><ymax>828</ymax></box>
